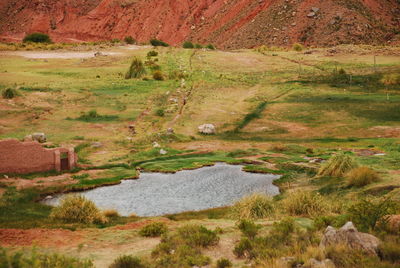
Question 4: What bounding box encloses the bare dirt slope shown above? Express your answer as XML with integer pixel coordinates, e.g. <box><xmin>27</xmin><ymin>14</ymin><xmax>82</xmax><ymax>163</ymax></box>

<box><xmin>0</xmin><ymin>0</ymin><xmax>399</xmax><ymax>48</ymax></box>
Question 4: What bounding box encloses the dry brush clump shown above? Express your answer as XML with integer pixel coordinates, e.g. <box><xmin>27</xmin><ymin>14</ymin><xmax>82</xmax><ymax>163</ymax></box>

<box><xmin>231</xmin><ymin>193</ymin><xmax>275</xmax><ymax>220</ymax></box>
<box><xmin>282</xmin><ymin>190</ymin><xmax>331</xmax><ymax>217</ymax></box>
<box><xmin>139</xmin><ymin>222</ymin><xmax>168</xmax><ymax>237</ymax></box>
<box><xmin>346</xmin><ymin>166</ymin><xmax>380</xmax><ymax>187</ymax></box>
<box><xmin>125</xmin><ymin>57</ymin><xmax>146</xmax><ymax>79</ymax></box>
<box><xmin>317</xmin><ymin>153</ymin><xmax>358</xmax><ymax>177</ymax></box>
<box><xmin>50</xmin><ymin>195</ymin><xmax>107</xmax><ymax>224</ymax></box>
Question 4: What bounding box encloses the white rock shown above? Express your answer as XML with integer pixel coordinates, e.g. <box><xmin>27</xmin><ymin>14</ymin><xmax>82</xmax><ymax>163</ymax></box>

<box><xmin>198</xmin><ymin>124</ymin><xmax>216</xmax><ymax>135</ymax></box>
<box><xmin>160</xmin><ymin>149</ymin><xmax>167</xmax><ymax>155</ymax></box>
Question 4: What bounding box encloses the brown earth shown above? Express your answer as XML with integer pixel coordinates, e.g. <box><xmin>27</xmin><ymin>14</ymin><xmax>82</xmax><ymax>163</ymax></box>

<box><xmin>0</xmin><ymin>0</ymin><xmax>399</xmax><ymax>48</ymax></box>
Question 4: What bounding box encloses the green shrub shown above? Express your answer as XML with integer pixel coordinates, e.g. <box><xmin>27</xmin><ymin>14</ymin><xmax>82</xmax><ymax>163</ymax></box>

<box><xmin>153</xmin><ymin>70</ymin><xmax>164</xmax><ymax>81</ymax></box>
<box><xmin>347</xmin><ymin>196</ymin><xmax>398</xmax><ymax>232</ymax></box>
<box><xmin>317</xmin><ymin>153</ymin><xmax>358</xmax><ymax>177</ymax></box>
<box><xmin>124</xmin><ymin>36</ymin><xmax>136</xmax><ymax>44</ymax></box>
<box><xmin>237</xmin><ymin>220</ymin><xmax>260</xmax><ymax>239</ymax></box>
<box><xmin>379</xmin><ymin>241</ymin><xmax>400</xmax><ymax>263</ymax></box>
<box><xmin>75</xmin><ymin>110</ymin><xmax>119</xmax><ymax>122</ymax></box>
<box><xmin>194</xmin><ymin>44</ymin><xmax>203</xmax><ymax>49</ymax></box>
<box><xmin>292</xmin><ymin>43</ymin><xmax>304</xmax><ymax>52</ymax></box>
<box><xmin>216</xmin><ymin>258</ymin><xmax>232</xmax><ymax>268</ymax></box>
<box><xmin>325</xmin><ymin>245</ymin><xmax>380</xmax><ymax>268</ymax></box>
<box><xmin>125</xmin><ymin>57</ymin><xmax>146</xmax><ymax>79</ymax></box>
<box><xmin>177</xmin><ymin>224</ymin><xmax>219</xmax><ymax>247</ymax></box>
<box><xmin>109</xmin><ymin>255</ymin><xmax>145</xmax><ymax>268</ymax></box>
<box><xmin>206</xmin><ymin>44</ymin><xmax>215</xmax><ymax>50</ymax></box>
<box><xmin>346</xmin><ymin>166</ymin><xmax>380</xmax><ymax>187</ymax></box>
<box><xmin>233</xmin><ymin>237</ymin><xmax>253</xmax><ymax>258</ymax></box>
<box><xmin>231</xmin><ymin>193</ymin><xmax>275</xmax><ymax>220</ymax></box>
<box><xmin>183</xmin><ymin>41</ymin><xmax>194</xmax><ymax>49</ymax></box>
<box><xmin>147</xmin><ymin>50</ymin><xmax>158</xmax><ymax>57</ymax></box>
<box><xmin>0</xmin><ymin>247</ymin><xmax>94</xmax><ymax>268</ymax></box>
<box><xmin>139</xmin><ymin>222</ymin><xmax>168</xmax><ymax>237</ymax></box>
<box><xmin>151</xmin><ymin>225</ymin><xmax>217</xmax><ymax>267</ymax></box>
<box><xmin>50</xmin><ymin>195</ymin><xmax>107</xmax><ymax>224</ymax></box>
<box><xmin>2</xmin><ymin>88</ymin><xmax>18</xmax><ymax>99</ymax></box>
<box><xmin>23</xmin><ymin>32</ymin><xmax>52</xmax><ymax>43</ymax></box>
<box><xmin>150</xmin><ymin>39</ymin><xmax>169</xmax><ymax>47</ymax></box>
<box><xmin>283</xmin><ymin>190</ymin><xmax>330</xmax><ymax>217</ymax></box>
<box><xmin>155</xmin><ymin>109</ymin><xmax>165</xmax><ymax>117</ymax></box>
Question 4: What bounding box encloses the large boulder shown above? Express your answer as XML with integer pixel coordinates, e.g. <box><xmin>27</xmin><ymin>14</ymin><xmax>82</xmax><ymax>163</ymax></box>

<box><xmin>320</xmin><ymin>222</ymin><xmax>381</xmax><ymax>255</ymax></box>
<box><xmin>198</xmin><ymin>124</ymin><xmax>216</xmax><ymax>135</ymax></box>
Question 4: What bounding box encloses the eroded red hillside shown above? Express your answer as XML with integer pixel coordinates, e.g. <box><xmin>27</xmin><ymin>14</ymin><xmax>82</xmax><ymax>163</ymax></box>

<box><xmin>0</xmin><ymin>0</ymin><xmax>399</xmax><ymax>48</ymax></box>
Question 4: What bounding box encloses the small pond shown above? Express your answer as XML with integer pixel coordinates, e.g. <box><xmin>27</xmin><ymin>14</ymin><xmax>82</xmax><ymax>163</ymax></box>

<box><xmin>43</xmin><ymin>163</ymin><xmax>280</xmax><ymax>216</ymax></box>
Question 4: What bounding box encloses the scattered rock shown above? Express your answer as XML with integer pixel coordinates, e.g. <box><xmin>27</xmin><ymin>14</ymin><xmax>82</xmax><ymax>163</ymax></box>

<box><xmin>152</xmin><ymin>141</ymin><xmax>160</xmax><ymax>148</ymax></box>
<box><xmin>3</xmin><ymin>175</ymin><xmax>8</xmax><ymax>179</ymax></box>
<box><xmin>166</xmin><ymin>128</ymin><xmax>174</xmax><ymax>134</ymax></box>
<box><xmin>320</xmin><ymin>222</ymin><xmax>381</xmax><ymax>255</ymax></box>
<box><xmin>31</xmin><ymin>133</ymin><xmax>47</xmax><ymax>143</ymax></box>
<box><xmin>91</xmin><ymin>142</ymin><xmax>103</xmax><ymax>148</ymax></box>
<box><xmin>45</xmin><ymin>195</ymin><xmax>53</xmax><ymax>200</ymax></box>
<box><xmin>94</xmin><ymin>51</ymin><xmax>103</xmax><ymax>57</ymax></box>
<box><xmin>311</xmin><ymin>7</ymin><xmax>320</xmax><ymax>13</ymax></box>
<box><xmin>307</xmin><ymin>12</ymin><xmax>316</xmax><ymax>18</ymax></box>
<box><xmin>308</xmin><ymin>258</ymin><xmax>335</xmax><ymax>268</ymax></box>
<box><xmin>128</xmin><ymin>125</ymin><xmax>136</xmax><ymax>135</ymax></box>
<box><xmin>198</xmin><ymin>124</ymin><xmax>216</xmax><ymax>135</ymax></box>
<box><xmin>159</xmin><ymin>149</ymin><xmax>167</xmax><ymax>155</ymax></box>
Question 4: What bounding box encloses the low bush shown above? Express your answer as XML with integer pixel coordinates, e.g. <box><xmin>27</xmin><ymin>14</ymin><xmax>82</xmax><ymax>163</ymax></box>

<box><xmin>325</xmin><ymin>245</ymin><xmax>380</xmax><ymax>268</ymax></box>
<box><xmin>317</xmin><ymin>153</ymin><xmax>358</xmax><ymax>177</ymax></box>
<box><xmin>347</xmin><ymin>196</ymin><xmax>398</xmax><ymax>232</ymax></box>
<box><xmin>292</xmin><ymin>43</ymin><xmax>304</xmax><ymax>52</ymax></box>
<box><xmin>125</xmin><ymin>57</ymin><xmax>146</xmax><ymax>79</ymax></box>
<box><xmin>124</xmin><ymin>36</ymin><xmax>136</xmax><ymax>44</ymax></box>
<box><xmin>231</xmin><ymin>193</ymin><xmax>275</xmax><ymax>220</ymax></box>
<box><xmin>23</xmin><ymin>32</ymin><xmax>52</xmax><ymax>43</ymax></box>
<box><xmin>283</xmin><ymin>190</ymin><xmax>330</xmax><ymax>217</ymax></box>
<box><xmin>139</xmin><ymin>222</ymin><xmax>168</xmax><ymax>237</ymax></box>
<box><xmin>346</xmin><ymin>166</ymin><xmax>380</xmax><ymax>187</ymax></box>
<box><xmin>74</xmin><ymin>110</ymin><xmax>119</xmax><ymax>122</ymax></box>
<box><xmin>194</xmin><ymin>44</ymin><xmax>203</xmax><ymax>49</ymax></box>
<box><xmin>2</xmin><ymin>88</ymin><xmax>18</xmax><ymax>99</ymax></box>
<box><xmin>153</xmin><ymin>70</ymin><xmax>164</xmax><ymax>81</ymax></box>
<box><xmin>150</xmin><ymin>39</ymin><xmax>169</xmax><ymax>47</ymax></box>
<box><xmin>0</xmin><ymin>247</ymin><xmax>94</xmax><ymax>268</ymax></box>
<box><xmin>109</xmin><ymin>255</ymin><xmax>145</xmax><ymax>268</ymax></box>
<box><xmin>103</xmin><ymin>209</ymin><xmax>120</xmax><ymax>218</ymax></box>
<box><xmin>216</xmin><ymin>258</ymin><xmax>232</xmax><ymax>268</ymax></box>
<box><xmin>237</xmin><ymin>219</ymin><xmax>260</xmax><ymax>239</ymax></box>
<box><xmin>379</xmin><ymin>241</ymin><xmax>400</xmax><ymax>264</ymax></box>
<box><xmin>147</xmin><ymin>50</ymin><xmax>158</xmax><ymax>57</ymax></box>
<box><xmin>151</xmin><ymin>225</ymin><xmax>217</xmax><ymax>267</ymax></box>
<box><xmin>50</xmin><ymin>195</ymin><xmax>107</xmax><ymax>224</ymax></box>
<box><xmin>206</xmin><ymin>44</ymin><xmax>215</xmax><ymax>50</ymax></box>
<box><xmin>155</xmin><ymin>109</ymin><xmax>165</xmax><ymax>117</ymax></box>
<box><xmin>183</xmin><ymin>41</ymin><xmax>194</xmax><ymax>49</ymax></box>
<box><xmin>233</xmin><ymin>237</ymin><xmax>253</xmax><ymax>258</ymax></box>
<box><xmin>177</xmin><ymin>224</ymin><xmax>219</xmax><ymax>247</ymax></box>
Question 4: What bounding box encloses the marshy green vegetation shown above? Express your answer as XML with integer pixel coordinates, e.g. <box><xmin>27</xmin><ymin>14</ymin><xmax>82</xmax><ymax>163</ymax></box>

<box><xmin>0</xmin><ymin>43</ymin><xmax>399</xmax><ymax>267</ymax></box>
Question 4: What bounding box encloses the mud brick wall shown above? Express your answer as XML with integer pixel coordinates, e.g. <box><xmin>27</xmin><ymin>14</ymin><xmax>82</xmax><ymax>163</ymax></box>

<box><xmin>0</xmin><ymin>139</ymin><xmax>76</xmax><ymax>174</ymax></box>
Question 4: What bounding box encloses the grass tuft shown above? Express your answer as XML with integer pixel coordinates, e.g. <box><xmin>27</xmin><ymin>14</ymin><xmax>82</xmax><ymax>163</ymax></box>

<box><xmin>318</xmin><ymin>153</ymin><xmax>358</xmax><ymax>177</ymax></box>
<box><xmin>231</xmin><ymin>193</ymin><xmax>275</xmax><ymax>220</ymax></box>
<box><xmin>346</xmin><ymin>166</ymin><xmax>380</xmax><ymax>187</ymax></box>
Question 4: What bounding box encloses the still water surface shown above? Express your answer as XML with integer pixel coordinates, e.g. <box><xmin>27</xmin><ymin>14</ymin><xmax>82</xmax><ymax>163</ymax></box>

<box><xmin>43</xmin><ymin>163</ymin><xmax>280</xmax><ymax>216</ymax></box>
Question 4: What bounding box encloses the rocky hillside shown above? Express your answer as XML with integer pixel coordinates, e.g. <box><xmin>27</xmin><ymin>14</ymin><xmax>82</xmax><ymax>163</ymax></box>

<box><xmin>0</xmin><ymin>0</ymin><xmax>399</xmax><ymax>48</ymax></box>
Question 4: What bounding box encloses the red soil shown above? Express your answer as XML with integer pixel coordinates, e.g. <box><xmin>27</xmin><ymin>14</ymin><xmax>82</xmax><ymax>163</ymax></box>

<box><xmin>0</xmin><ymin>0</ymin><xmax>399</xmax><ymax>48</ymax></box>
<box><xmin>0</xmin><ymin>228</ymin><xmax>83</xmax><ymax>247</ymax></box>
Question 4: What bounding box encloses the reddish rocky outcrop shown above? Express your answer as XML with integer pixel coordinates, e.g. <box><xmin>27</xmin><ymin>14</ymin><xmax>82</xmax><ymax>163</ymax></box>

<box><xmin>0</xmin><ymin>0</ymin><xmax>399</xmax><ymax>48</ymax></box>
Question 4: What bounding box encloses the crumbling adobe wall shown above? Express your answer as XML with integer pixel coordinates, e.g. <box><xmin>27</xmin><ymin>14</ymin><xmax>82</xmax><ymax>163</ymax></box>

<box><xmin>0</xmin><ymin>139</ymin><xmax>76</xmax><ymax>174</ymax></box>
